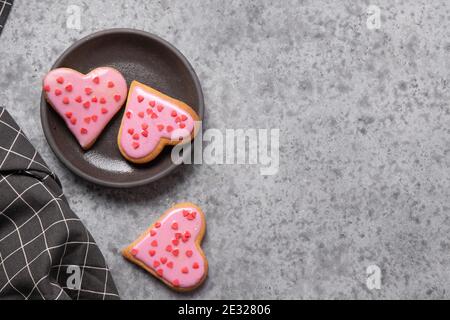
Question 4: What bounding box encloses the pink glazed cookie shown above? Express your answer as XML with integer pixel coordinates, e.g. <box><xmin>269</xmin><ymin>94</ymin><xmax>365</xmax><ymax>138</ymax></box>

<box><xmin>123</xmin><ymin>203</ymin><xmax>208</xmax><ymax>291</ymax></box>
<box><xmin>43</xmin><ymin>67</ymin><xmax>127</xmax><ymax>149</ymax></box>
<box><xmin>118</xmin><ymin>81</ymin><xmax>200</xmax><ymax>163</ymax></box>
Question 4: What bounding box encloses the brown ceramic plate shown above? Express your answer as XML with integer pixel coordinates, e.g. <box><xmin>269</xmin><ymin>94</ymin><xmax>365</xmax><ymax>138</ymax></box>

<box><xmin>40</xmin><ymin>29</ymin><xmax>204</xmax><ymax>188</ymax></box>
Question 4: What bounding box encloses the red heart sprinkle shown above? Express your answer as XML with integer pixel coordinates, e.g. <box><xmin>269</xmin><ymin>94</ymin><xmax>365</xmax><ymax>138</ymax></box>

<box><xmin>65</xmin><ymin>112</ymin><xmax>72</xmax><ymax>119</ymax></box>
<box><xmin>142</xmin><ymin>130</ymin><xmax>148</xmax><ymax>137</ymax></box>
<box><xmin>172</xmin><ymin>239</ymin><xmax>179</xmax><ymax>246</ymax></box>
<box><xmin>150</xmin><ymin>229</ymin><xmax>156</xmax><ymax>236</ymax></box>
<box><xmin>65</xmin><ymin>84</ymin><xmax>73</xmax><ymax>92</ymax></box>
<box><xmin>84</xmin><ymin>117</ymin><xmax>91</xmax><ymax>124</ymax></box>
<box><xmin>173</xmin><ymin>279</ymin><xmax>180</xmax><ymax>287</ymax></box>
<box><xmin>182</xmin><ymin>236</ymin><xmax>189</xmax><ymax>243</ymax></box>
<box><xmin>186</xmin><ymin>250</ymin><xmax>193</xmax><ymax>257</ymax></box>
<box><xmin>93</xmin><ymin>76</ymin><xmax>100</xmax><ymax>84</ymax></box>
<box><xmin>181</xmin><ymin>267</ymin><xmax>189</xmax><ymax>274</ymax></box>
<box><xmin>55</xmin><ymin>89</ymin><xmax>62</xmax><ymax>96</ymax></box>
<box><xmin>160</xmin><ymin>257</ymin><xmax>167</xmax><ymax>264</ymax></box>
<box><xmin>141</xmin><ymin>123</ymin><xmax>149</xmax><ymax>130</ymax></box>
<box><xmin>157</xmin><ymin>269</ymin><xmax>164</xmax><ymax>276</ymax></box>
<box><xmin>184</xmin><ymin>231</ymin><xmax>191</xmax><ymax>239</ymax></box>
<box><xmin>133</xmin><ymin>133</ymin><xmax>140</xmax><ymax>140</ymax></box>
<box><xmin>171</xmin><ymin>111</ymin><xmax>177</xmax><ymax>117</ymax></box>
<box><xmin>180</xmin><ymin>123</ymin><xmax>186</xmax><ymax>129</ymax></box>
<box><xmin>155</xmin><ymin>222</ymin><xmax>161</xmax><ymax>228</ymax></box>
<box><xmin>192</xmin><ymin>262</ymin><xmax>199</xmax><ymax>269</ymax></box>
<box><xmin>132</xmin><ymin>142</ymin><xmax>140</xmax><ymax>149</ymax></box>
<box><xmin>63</xmin><ymin>97</ymin><xmax>70</xmax><ymax>105</ymax></box>
<box><xmin>149</xmin><ymin>250</ymin><xmax>156</xmax><ymax>257</ymax></box>
<box><xmin>85</xmin><ymin>87</ymin><xmax>93</xmax><ymax>95</ymax></box>
<box><xmin>91</xmin><ymin>115</ymin><xmax>98</xmax><ymax>122</ymax></box>
<box><xmin>172</xmin><ymin>249</ymin><xmax>179</xmax><ymax>257</ymax></box>
<box><xmin>167</xmin><ymin>261</ymin><xmax>174</xmax><ymax>269</ymax></box>
<box><xmin>175</xmin><ymin>232</ymin><xmax>182</xmax><ymax>239</ymax></box>
<box><xmin>100</xmin><ymin>97</ymin><xmax>106</xmax><ymax>104</ymax></box>
<box><xmin>151</xmin><ymin>240</ymin><xmax>158</xmax><ymax>247</ymax></box>
<box><xmin>101</xmin><ymin>108</ymin><xmax>108</xmax><ymax>114</ymax></box>
<box><xmin>157</xmin><ymin>105</ymin><xmax>164</xmax><ymax>112</ymax></box>
<box><xmin>151</xmin><ymin>113</ymin><xmax>158</xmax><ymax>119</ymax></box>
<box><xmin>183</xmin><ymin>210</ymin><xmax>189</xmax><ymax>217</ymax></box>
<box><xmin>157</xmin><ymin>125</ymin><xmax>164</xmax><ymax>132</ymax></box>
<box><xmin>146</xmin><ymin>108</ymin><xmax>152</xmax><ymax>115</ymax></box>
<box><xmin>149</xmin><ymin>101</ymin><xmax>156</xmax><ymax>107</ymax></box>
<box><xmin>138</xmin><ymin>112</ymin><xmax>144</xmax><ymax>118</ymax></box>
<box><xmin>171</xmin><ymin>222</ymin><xmax>178</xmax><ymax>230</ymax></box>
<box><xmin>131</xmin><ymin>249</ymin><xmax>138</xmax><ymax>256</ymax></box>
<box><xmin>91</xmin><ymin>96</ymin><xmax>98</xmax><ymax>103</ymax></box>
<box><xmin>166</xmin><ymin>245</ymin><xmax>172</xmax><ymax>252</ymax></box>
<box><xmin>44</xmin><ymin>85</ymin><xmax>51</xmax><ymax>92</ymax></box>
<box><xmin>166</xmin><ymin>126</ymin><xmax>174</xmax><ymax>133</ymax></box>
<box><xmin>56</xmin><ymin>77</ymin><xmax>64</xmax><ymax>84</ymax></box>
<box><xmin>70</xmin><ymin>118</ymin><xmax>77</xmax><ymax>125</ymax></box>
<box><xmin>126</xmin><ymin>112</ymin><xmax>131</xmax><ymax>119</ymax></box>
<box><xmin>108</xmin><ymin>81</ymin><xmax>115</xmax><ymax>88</ymax></box>
<box><xmin>114</xmin><ymin>95</ymin><xmax>121</xmax><ymax>102</ymax></box>
<box><xmin>175</xmin><ymin>117</ymin><xmax>181</xmax><ymax>123</ymax></box>
<box><xmin>83</xmin><ymin>101</ymin><xmax>90</xmax><ymax>109</ymax></box>
<box><xmin>181</xmin><ymin>115</ymin><xmax>188</xmax><ymax>121</ymax></box>
<box><xmin>75</xmin><ymin>96</ymin><xmax>82</xmax><ymax>103</ymax></box>
<box><xmin>153</xmin><ymin>260</ymin><xmax>160</xmax><ymax>268</ymax></box>
<box><xmin>187</xmin><ymin>212</ymin><xmax>197</xmax><ymax>220</ymax></box>
<box><xmin>137</xmin><ymin>95</ymin><xmax>144</xmax><ymax>103</ymax></box>
<box><xmin>80</xmin><ymin>128</ymin><xmax>88</xmax><ymax>134</ymax></box>
<box><xmin>128</xmin><ymin>128</ymin><xmax>134</xmax><ymax>135</ymax></box>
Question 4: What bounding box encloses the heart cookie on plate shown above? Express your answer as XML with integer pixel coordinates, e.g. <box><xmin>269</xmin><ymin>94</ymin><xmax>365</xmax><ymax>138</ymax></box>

<box><xmin>43</xmin><ymin>67</ymin><xmax>127</xmax><ymax>149</ymax></box>
<box><xmin>117</xmin><ymin>81</ymin><xmax>200</xmax><ymax>163</ymax></box>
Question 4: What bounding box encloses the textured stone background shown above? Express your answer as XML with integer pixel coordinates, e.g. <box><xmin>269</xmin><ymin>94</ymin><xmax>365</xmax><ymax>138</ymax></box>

<box><xmin>0</xmin><ymin>0</ymin><xmax>449</xmax><ymax>299</ymax></box>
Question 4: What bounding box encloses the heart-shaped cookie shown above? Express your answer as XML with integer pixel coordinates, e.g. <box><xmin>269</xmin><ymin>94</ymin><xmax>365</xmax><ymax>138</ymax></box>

<box><xmin>123</xmin><ymin>203</ymin><xmax>207</xmax><ymax>291</ymax></box>
<box><xmin>43</xmin><ymin>67</ymin><xmax>127</xmax><ymax>149</ymax></box>
<box><xmin>117</xmin><ymin>81</ymin><xmax>200</xmax><ymax>163</ymax></box>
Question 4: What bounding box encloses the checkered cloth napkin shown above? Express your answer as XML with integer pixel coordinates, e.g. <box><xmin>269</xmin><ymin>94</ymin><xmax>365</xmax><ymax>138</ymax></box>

<box><xmin>0</xmin><ymin>0</ymin><xmax>12</xmax><ymax>36</ymax></box>
<box><xmin>0</xmin><ymin>108</ymin><xmax>119</xmax><ymax>299</ymax></box>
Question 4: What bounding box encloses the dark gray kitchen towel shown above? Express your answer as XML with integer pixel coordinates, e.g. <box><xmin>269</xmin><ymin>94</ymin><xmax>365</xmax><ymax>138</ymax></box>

<box><xmin>0</xmin><ymin>107</ymin><xmax>119</xmax><ymax>300</ymax></box>
<box><xmin>0</xmin><ymin>0</ymin><xmax>13</xmax><ymax>36</ymax></box>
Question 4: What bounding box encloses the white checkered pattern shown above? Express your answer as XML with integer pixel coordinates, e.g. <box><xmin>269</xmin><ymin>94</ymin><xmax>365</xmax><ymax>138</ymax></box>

<box><xmin>0</xmin><ymin>0</ymin><xmax>12</xmax><ymax>35</ymax></box>
<box><xmin>0</xmin><ymin>108</ymin><xmax>119</xmax><ymax>300</ymax></box>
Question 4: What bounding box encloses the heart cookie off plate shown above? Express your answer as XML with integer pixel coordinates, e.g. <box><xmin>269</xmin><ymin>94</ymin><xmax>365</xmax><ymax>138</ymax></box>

<box><xmin>40</xmin><ymin>29</ymin><xmax>204</xmax><ymax>188</ymax></box>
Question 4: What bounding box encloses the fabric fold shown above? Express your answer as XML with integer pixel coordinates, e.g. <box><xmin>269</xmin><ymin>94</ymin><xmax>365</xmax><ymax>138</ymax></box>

<box><xmin>0</xmin><ymin>107</ymin><xmax>119</xmax><ymax>300</ymax></box>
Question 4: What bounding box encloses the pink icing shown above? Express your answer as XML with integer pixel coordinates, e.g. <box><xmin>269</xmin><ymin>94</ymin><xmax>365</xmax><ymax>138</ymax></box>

<box><xmin>119</xmin><ymin>81</ymin><xmax>196</xmax><ymax>159</ymax></box>
<box><xmin>43</xmin><ymin>67</ymin><xmax>127</xmax><ymax>149</ymax></box>
<box><xmin>131</xmin><ymin>206</ymin><xmax>206</xmax><ymax>289</ymax></box>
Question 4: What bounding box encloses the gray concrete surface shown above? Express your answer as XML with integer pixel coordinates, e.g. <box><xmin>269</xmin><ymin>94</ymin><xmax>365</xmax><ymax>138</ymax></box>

<box><xmin>1</xmin><ymin>0</ymin><xmax>449</xmax><ymax>299</ymax></box>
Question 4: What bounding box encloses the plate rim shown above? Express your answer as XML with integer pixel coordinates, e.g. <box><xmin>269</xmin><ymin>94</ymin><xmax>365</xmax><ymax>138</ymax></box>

<box><xmin>40</xmin><ymin>28</ymin><xmax>204</xmax><ymax>188</ymax></box>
